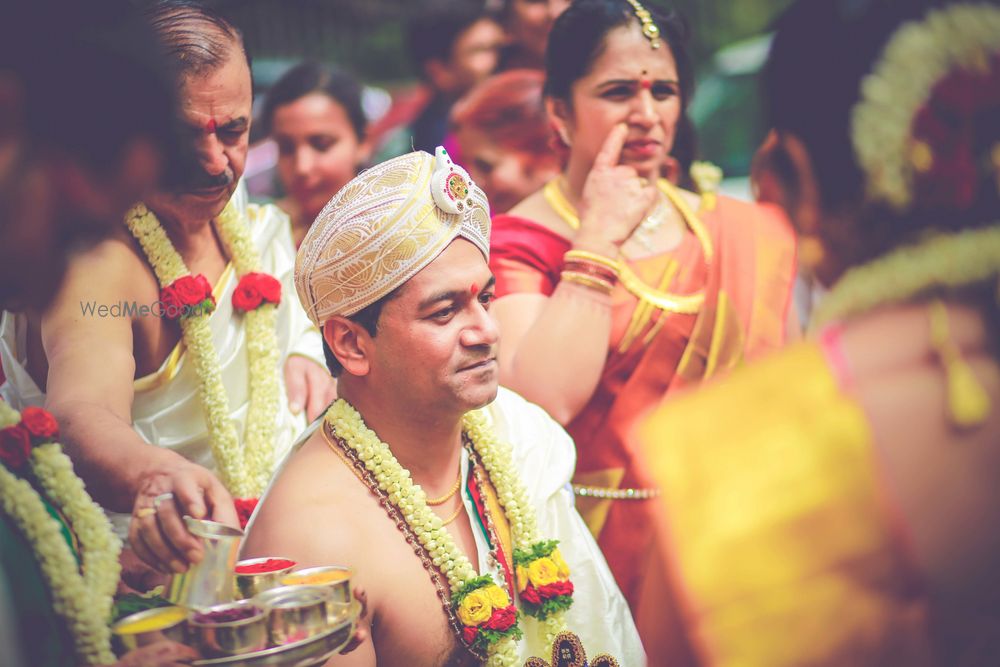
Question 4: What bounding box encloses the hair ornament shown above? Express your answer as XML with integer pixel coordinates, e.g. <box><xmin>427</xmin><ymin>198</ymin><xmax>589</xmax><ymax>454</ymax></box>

<box><xmin>623</xmin><ymin>0</ymin><xmax>661</xmax><ymax>49</ymax></box>
<box><xmin>851</xmin><ymin>3</ymin><xmax>1000</xmax><ymax>211</ymax></box>
<box><xmin>431</xmin><ymin>146</ymin><xmax>477</xmax><ymax>215</ymax></box>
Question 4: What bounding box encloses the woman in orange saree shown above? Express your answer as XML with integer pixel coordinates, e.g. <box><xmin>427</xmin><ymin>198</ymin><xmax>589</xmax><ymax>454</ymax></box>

<box><xmin>488</xmin><ymin>0</ymin><xmax>797</xmax><ymax>615</ymax></box>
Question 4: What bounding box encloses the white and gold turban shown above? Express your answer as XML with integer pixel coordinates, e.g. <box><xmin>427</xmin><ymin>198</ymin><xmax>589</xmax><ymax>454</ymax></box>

<box><xmin>294</xmin><ymin>147</ymin><xmax>491</xmax><ymax>326</ymax></box>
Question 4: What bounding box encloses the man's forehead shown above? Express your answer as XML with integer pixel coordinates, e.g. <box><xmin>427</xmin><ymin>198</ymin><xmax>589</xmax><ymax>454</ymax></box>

<box><xmin>178</xmin><ymin>57</ymin><xmax>252</xmax><ymax>118</ymax></box>
<box><xmin>398</xmin><ymin>240</ymin><xmax>490</xmax><ymax>298</ymax></box>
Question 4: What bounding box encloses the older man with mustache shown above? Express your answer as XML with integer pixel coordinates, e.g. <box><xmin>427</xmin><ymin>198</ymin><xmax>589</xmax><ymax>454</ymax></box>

<box><xmin>0</xmin><ymin>0</ymin><xmax>332</xmax><ymax>577</ymax></box>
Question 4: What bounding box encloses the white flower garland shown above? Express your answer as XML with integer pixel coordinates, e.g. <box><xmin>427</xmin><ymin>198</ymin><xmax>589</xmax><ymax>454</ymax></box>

<box><xmin>810</xmin><ymin>224</ymin><xmax>1000</xmax><ymax>330</ymax></box>
<box><xmin>325</xmin><ymin>400</ymin><xmax>568</xmax><ymax>666</ymax></box>
<box><xmin>851</xmin><ymin>3</ymin><xmax>1000</xmax><ymax>210</ymax></box>
<box><xmin>126</xmin><ymin>201</ymin><xmax>281</xmax><ymax>497</ymax></box>
<box><xmin>0</xmin><ymin>402</ymin><xmax>121</xmax><ymax>665</ymax></box>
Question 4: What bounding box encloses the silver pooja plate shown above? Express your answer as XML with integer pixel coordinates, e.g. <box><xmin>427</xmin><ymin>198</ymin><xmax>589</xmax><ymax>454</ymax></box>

<box><xmin>192</xmin><ymin>600</ymin><xmax>359</xmax><ymax>667</ymax></box>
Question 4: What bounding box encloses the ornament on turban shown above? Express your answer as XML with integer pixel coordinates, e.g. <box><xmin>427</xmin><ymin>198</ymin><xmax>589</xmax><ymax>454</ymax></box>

<box><xmin>295</xmin><ymin>147</ymin><xmax>491</xmax><ymax>326</ymax></box>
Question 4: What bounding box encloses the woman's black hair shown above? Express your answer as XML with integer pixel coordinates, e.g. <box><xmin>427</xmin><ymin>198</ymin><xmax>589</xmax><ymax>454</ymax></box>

<box><xmin>763</xmin><ymin>0</ymin><xmax>998</xmax><ymax>249</ymax></box>
<box><xmin>260</xmin><ymin>61</ymin><xmax>367</xmax><ymax>140</ymax></box>
<box><xmin>543</xmin><ymin>0</ymin><xmax>694</xmax><ymax>111</ymax></box>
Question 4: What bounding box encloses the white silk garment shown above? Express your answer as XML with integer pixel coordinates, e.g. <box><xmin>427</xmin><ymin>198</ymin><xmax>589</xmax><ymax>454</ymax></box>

<box><xmin>247</xmin><ymin>387</ymin><xmax>646</xmax><ymax>664</ymax></box>
<box><xmin>0</xmin><ymin>182</ymin><xmax>325</xmax><ymax>534</ymax></box>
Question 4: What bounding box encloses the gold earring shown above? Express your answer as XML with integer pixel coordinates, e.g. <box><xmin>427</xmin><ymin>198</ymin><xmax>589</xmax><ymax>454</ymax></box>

<box><xmin>798</xmin><ymin>235</ymin><xmax>826</xmax><ymax>271</ymax></box>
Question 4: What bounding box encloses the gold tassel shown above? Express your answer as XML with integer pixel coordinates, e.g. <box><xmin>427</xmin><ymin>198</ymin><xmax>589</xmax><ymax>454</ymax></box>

<box><xmin>928</xmin><ymin>300</ymin><xmax>992</xmax><ymax>428</ymax></box>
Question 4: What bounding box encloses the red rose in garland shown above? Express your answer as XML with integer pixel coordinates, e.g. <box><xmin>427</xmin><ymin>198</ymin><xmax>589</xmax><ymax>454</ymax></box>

<box><xmin>161</xmin><ymin>274</ymin><xmax>215</xmax><ymax>319</ymax></box>
<box><xmin>234</xmin><ymin>497</ymin><xmax>259</xmax><ymax>529</ymax></box>
<box><xmin>232</xmin><ymin>281</ymin><xmax>262</xmax><ymax>312</ymax></box>
<box><xmin>462</xmin><ymin>625</ymin><xmax>479</xmax><ymax>645</ymax></box>
<box><xmin>20</xmin><ymin>406</ymin><xmax>59</xmax><ymax>440</ymax></box>
<box><xmin>538</xmin><ymin>580</ymin><xmax>574</xmax><ymax>598</ymax></box>
<box><xmin>0</xmin><ymin>424</ymin><xmax>32</xmax><ymax>470</ymax></box>
<box><xmin>520</xmin><ymin>586</ymin><xmax>541</xmax><ymax>605</ymax></box>
<box><xmin>233</xmin><ymin>272</ymin><xmax>281</xmax><ymax>312</ymax></box>
<box><xmin>484</xmin><ymin>605</ymin><xmax>517</xmax><ymax>631</ymax></box>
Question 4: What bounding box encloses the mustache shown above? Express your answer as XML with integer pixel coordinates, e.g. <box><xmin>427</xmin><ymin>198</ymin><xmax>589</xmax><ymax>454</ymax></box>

<box><xmin>459</xmin><ymin>346</ymin><xmax>497</xmax><ymax>369</ymax></box>
<box><xmin>182</xmin><ymin>168</ymin><xmax>234</xmax><ymax>192</ymax></box>
<box><xmin>160</xmin><ymin>137</ymin><xmax>235</xmax><ymax>193</ymax></box>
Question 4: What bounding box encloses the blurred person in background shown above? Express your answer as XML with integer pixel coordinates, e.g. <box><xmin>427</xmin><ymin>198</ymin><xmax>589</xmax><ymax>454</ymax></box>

<box><xmin>488</xmin><ymin>0</ymin><xmax>798</xmax><ymax>616</ymax></box>
<box><xmin>450</xmin><ymin>68</ymin><xmax>562</xmax><ymax>214</ymax></box>
<box><xmin>0</xmin><ymin>1</ymin><xmax>201</xmax><ymax>664</ymax></box>
<box><xmin>374</xmin><ymin>0</ymin><xmax>504</xmax><ymax>159</ymax></box>
<box><xmin>495</xmin><ymin>0</ymin><xmax>570</xmax><ymax>71</ymax></box>
<box><xmin>637</xmin><ymin>0</ymin><xmax>1000</xmax><ymax>663</ymax></box>
<box><xmin>260</xmin><ymin>62</ymin><xmax>370</xmax><ymax>247</ymax></box>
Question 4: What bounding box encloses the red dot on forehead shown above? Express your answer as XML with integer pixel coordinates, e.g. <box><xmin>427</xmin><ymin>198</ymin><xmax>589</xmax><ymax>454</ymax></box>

<box><xmin>639</xmin><ymin>77</ymin><xmax>652</xmax><ymax>90</ymax></box>
<box><xmin>205</xmin><ymin>118</ymin><xmax>217</xmax><ymax>133</ymax></box>
<box><xmin>470</xmin><ymin>283</ymin><xmax>480</xmax><ymax>296</ymax></box>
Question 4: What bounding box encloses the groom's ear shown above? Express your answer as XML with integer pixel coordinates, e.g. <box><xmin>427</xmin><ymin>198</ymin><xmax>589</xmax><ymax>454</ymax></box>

<box><xmin>324</xmin><ymin>318</ymin><xmax>372</xmax><ymax>377</ymax></box>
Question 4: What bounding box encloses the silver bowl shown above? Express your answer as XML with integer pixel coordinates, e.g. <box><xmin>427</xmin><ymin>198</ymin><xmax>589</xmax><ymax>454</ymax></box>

<box><xmin>280</xmin><ymin>566</ymin><xmax>353</xmax><ymax>624</ymax></box>
<box><xmin>165</xmin><ymin>517</ymin><xmax>244</xmax><ymax>610</ymax></box>
<box><xmin>254</xmin><ymin>585</ymin><xmax>331</xmax><ymax>646</ymax></box>
<box><xmin>234</xmin><ymin>557</ymin><xmax>297</xmax><ymax>600</ymax></box>
<box><xmin>280</xmin><ymin>565</ymin><xmax>352</xmax><ymax>604</ymax></box>
<box><xmin>188</xmin><ymin>600</ymin><xmax>267</xmax><ymax>657</ymax></box>
<box><xmin>111</xmin><ymin>606</ymin><xmax>189</xmax><ymax>653</ymax></box>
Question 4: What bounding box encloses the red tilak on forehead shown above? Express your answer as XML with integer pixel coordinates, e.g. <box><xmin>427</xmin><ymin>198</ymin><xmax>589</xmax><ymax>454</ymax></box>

<box><xmin>639</xmin><ymin>77</ymin><xmax>653</xmax><ymax>90</ymax></box>
<box><xmin>205</xmin><ymin>118</ymin><xmax>217</xmax><ymax>134</ymax></box>
<box><xmin>470</xmin><ymin>283</ymin><xmax>480</xmax><ymax>296</ymax></box>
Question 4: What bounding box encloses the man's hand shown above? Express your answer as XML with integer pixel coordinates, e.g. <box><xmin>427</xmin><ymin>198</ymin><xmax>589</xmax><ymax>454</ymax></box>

<box><xmin>338</xmin><ymin>587</ymin><xmax>370</xmax><ymax>655</ymax></box>
<box><xmin>109</xmin><ymin>640</ymin><xmax>200</xmax><ymax>667</ymax></box>
<box><xmin>128</xmin><ymin>458</ymin><xmax>238</xmax><ymax>573</ymax></box>
<box><xmin>284</xmin><ymin>355</ymin><xmax>337</xmax><ymax>422</ymax></box>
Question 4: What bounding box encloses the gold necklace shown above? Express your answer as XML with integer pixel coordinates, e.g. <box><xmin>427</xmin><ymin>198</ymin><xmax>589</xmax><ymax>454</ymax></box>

<box><xmin>543</xmin><ymin>177</ymin><xmax>714</xmax><ymax>314</ymax></box>
<box><xmin>440</xmin><ymin>499</ymin><xmax>465</xmax><ymax>526</ymax></box>
<box><xmin>426</xmin><ymin>468</ymin><xmax>463</xmax><ymax>505</ymax></box>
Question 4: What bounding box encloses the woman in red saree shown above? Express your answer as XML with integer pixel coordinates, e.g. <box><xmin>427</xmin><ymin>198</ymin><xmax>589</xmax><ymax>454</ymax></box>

<box><xmin>489</xmin><ymin>0</ymin><xmax>797</xmax><ymax>616</ymax></box>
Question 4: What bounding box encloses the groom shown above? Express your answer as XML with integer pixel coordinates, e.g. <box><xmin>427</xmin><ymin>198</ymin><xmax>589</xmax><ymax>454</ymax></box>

<box><xmin>242</xmin><ymin>148</ymin><xmax>644</xmax><ymax>665</ymax></box>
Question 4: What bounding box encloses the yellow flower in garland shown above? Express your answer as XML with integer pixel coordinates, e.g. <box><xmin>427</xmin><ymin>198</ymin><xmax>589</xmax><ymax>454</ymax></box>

<box><xmin>527</xmin><ymin>557</ymin><xmax>560</xmax><ymax>588</ymax></box>
<box><xmin>515</xmin><ymin>566</ymin><xmax>529</xmax><ymax>593</ymax></box>
<box><xmin>458</xmin><ymin>588</ymin><xmax>495</xmax><ymax>626</ymax></box>
<box><xmin>484</xmin><ymin>584</ymin><xmax>510</xmax><ymax>608</ymax></box>
<box><xmin>551</xmin><ymin>549</ymin><xmax>571</xmax><ymax>580</ymax></box>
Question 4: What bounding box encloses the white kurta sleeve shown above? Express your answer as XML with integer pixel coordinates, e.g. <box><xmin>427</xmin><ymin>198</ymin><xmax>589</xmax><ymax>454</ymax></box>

<box><xmin>487</xmin><ymin>388</ymin><xmax>647</xmax><ymax>665</ymax></box>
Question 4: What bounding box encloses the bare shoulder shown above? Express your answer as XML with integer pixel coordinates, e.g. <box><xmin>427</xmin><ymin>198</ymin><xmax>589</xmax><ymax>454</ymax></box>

<box><xmin>40</xmin><ymin>233</ymin><xmax>151</xmax><ymax>388</ymax></box>
<box><xmin>243</xmin><ymin>430</ymin><xmax>381</xmax><ymax>569</ymax></box>
<box><xmin>843</xmin><ymin>303</ymin><xmax>1000</xmax><ymax>601</ymax></box>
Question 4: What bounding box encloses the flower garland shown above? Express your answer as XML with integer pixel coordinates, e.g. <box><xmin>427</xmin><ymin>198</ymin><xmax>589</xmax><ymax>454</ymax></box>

<box><xmin>810</xmin><ymin>224</ymin><xmax>1000</xmax><ymax>330</ymax></box>
<box><xmin>0</xmin><ymin>402</ymin><xmax>121</xmax><ymax>665</ymax></box>
<box><xmin>325</xmin><ymin>399</ymin><xmax>571</xmax><ymax>666</ymax></box>
<box><xmin>851</xmin><ymin>3</ymin><xmax>1000</xmax><ymax>210</ymax></box>
<box><xmin>125</xmin><ymin>201</ymin><xmax>282</xmax><ymax>497</ymax></box>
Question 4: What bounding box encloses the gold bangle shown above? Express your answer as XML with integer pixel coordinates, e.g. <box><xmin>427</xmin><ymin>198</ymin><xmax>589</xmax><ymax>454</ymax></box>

<box><xmin>563</xmin><ymin>260</ymin><xmax>619</xmax><ymax>285</ymax></box>
<box><xmin>564</xmin><ymin>250</ymin><xmax>622</xmax><ymax>275</ymax></box>
<box><xmin>561</xmin><ymin>270</ymin><xmax>614</xmax><ymax>295</ymax></box>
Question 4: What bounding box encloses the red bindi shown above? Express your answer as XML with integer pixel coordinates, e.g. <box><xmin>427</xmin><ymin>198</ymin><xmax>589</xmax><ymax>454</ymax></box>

<box><xmin>470</xmin><ymin>283</ymin><xmax>480</xmax><ymax>296</ymax></box>
<box><xmin>205</xmin><ymin>118</ymin><xmax>217</xmax><ymax>134</ymax></box>
<box><xmin>639</xmin><ymin>77</ymin><xmax>653</xmax><ymax>90</ymax></box>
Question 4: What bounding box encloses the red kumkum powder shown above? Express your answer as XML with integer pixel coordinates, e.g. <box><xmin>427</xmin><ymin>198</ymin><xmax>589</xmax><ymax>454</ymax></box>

<box><xmin>193</xmin><ymin>605</ymin><xmax>261</xmax><ymax>624</ymax></box>
<box><xmin>235</xmin><ymin>558</ymin><xmax>296</xmax><ymax>574</ymax></box>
